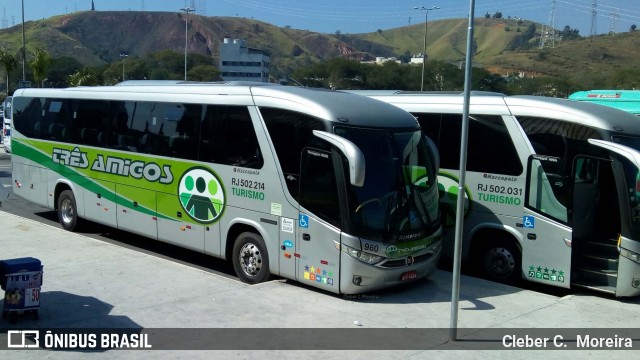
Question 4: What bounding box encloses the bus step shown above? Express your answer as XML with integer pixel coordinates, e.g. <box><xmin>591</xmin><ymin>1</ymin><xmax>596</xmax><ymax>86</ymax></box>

<box><xmin>575</xmin><ymin>267</ymin><xmax>618</xmax><ymax>287</ymax></box>
<box><xmin>577</xmin><ymin>254</ymin><xmax>619</xmax><ymax>271</ymax></box>
<box><xmin>571</xmin><ymin>282</ymin><xmax>616</xmax><ymax>296</ymax></box>
<box><xmin>583</xmin><ymin>241</ymin><xmax>618</xmax><ymax>256</ymax></box>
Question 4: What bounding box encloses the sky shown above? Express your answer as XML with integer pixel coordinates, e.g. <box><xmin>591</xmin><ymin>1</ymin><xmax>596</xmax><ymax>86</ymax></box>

<box><xmin>2</xmin><ymin>0</ymin><xmax>640</xmax><ymax>36</ymax></box>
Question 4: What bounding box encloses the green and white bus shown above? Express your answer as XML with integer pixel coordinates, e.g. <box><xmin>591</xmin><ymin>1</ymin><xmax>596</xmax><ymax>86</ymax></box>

<box><xmin>10</xmin><ymin>83</ymin><xmax>442</xmax><ymax>294</ymax></box>
<box><xmin>569</xmin><ymin>90</ymin><xmax>640</xmax><ymax>116</ymax></box>
<box><xmin>348</xmin><ymin>90</ymin><xmax>640</xmax><ymax>297</ymax></box>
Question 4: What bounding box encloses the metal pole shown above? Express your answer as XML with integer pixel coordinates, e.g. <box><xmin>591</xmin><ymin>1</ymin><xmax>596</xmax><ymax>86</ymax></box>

<box><xmin>450</xmin><ymin>0</ymin><xmax>475</xmax><ymax>342</ymax></box>
<box><xmin>180</xmin><ymin>7</ymin><xmax>194</xmax><ymax>81</ymax></box>
<box><xmin>421</xmin><ymin>11</ymin><xmax>427</xmax><ymax>91</ymax></box>
<box><xmin>120</xmin><ymin>54</ymin><xmax>128</xmax><ymax>81</ymax></box>
<box><xmin>21</xmin><ymin>0</ymin><xmax>26</xmax><ymax>81</ymax></box>
<box><xmin>184</xmin><ymin>10</ymin><xmax>188</xmax><ymax>81</ymax></box>
<box><xmin>414</xmin><ymin>6</ymin><xmax>440</xmax><ymax>92</ymax></box>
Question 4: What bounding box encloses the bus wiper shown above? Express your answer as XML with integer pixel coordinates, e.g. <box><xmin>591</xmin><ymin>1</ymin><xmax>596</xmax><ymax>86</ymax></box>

<box><xmin>383</xmin><ymin>192</ymin><xmax>399</xmax><ymax>235</ymax></box>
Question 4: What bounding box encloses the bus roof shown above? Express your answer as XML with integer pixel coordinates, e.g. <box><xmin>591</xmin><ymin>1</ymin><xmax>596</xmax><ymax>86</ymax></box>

<box><xmin>507</xmin><ymin>95</ymin><xmax>640</xmax><ymax>134</ymax></box>
<box><xmin>345</xmin><ymin>90</ymin><xmax>640</xmax><ymax>135</ymax></box>
<box><xmin>568</xmin><ymin>90</ymin><xmax>640</xmax><ymax>115</ymax></box>
<box><xmin>13</xmin><ymin>83</ymin><xmax>419</xmax><ymax>129</ymax></box>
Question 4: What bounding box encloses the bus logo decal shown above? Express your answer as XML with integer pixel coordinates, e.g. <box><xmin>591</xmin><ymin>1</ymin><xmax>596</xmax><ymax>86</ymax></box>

<box><xmin>178</xmin><ymin>167</ymin><xmax>225</xmax><ymax>224</ymax></box>
<box><xmin>52</xmin><ymin>147</ymin><xmax>89</xmax><ymax>168</ymax></box>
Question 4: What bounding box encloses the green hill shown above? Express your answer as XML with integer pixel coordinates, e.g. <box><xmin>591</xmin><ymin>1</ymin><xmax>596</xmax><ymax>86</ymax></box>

<box><xmin>0</xmin><ymin>11</ymin><xmax>638</xmax><ymax>85</ymax></box>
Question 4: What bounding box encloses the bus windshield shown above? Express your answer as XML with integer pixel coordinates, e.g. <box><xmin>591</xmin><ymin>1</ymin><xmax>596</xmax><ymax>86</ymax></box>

<box><xmin>335</xmin><ymin>127</ymin><xmax>439</xmax><ymax>242</ymax></box>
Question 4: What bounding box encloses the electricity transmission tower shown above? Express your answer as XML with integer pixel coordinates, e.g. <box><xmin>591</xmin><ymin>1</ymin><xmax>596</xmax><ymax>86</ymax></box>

<box><xmin>539</xmin><ymin>0</ymin><xmax>557</xmax><ymax>49</ymax></box>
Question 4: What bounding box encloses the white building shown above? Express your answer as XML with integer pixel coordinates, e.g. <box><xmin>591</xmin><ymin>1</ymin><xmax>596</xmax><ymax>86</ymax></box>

<box><xmin>219</xmin><ymin>38</ymin><xmax>270</xmax><ymax>83</ymax></box>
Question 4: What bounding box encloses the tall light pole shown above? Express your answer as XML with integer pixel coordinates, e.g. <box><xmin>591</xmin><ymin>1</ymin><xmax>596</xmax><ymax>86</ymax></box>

<box><xmin>120</xmin><ymin>53</ymin><xmax>128</xmax><ymax>81</ymax></box>
<box><xmin>179</xmin><ymin>7</ymin><xmax>195</xmax><ymax>81</ymax></box>
<box><xmin>414</xmin><ymin>5</ymin><xmax>440</xmax><ymax>91</ymax></box>
<box><xmin>21</xmin><ymin>0</ymin><xmax>26</xmax><ymax>81</ymax></box>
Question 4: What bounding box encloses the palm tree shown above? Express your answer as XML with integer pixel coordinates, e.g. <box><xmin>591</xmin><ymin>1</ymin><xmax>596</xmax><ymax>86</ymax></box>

<box><xmin>68</xmin><ymin>67</ymin><xmax>98</xmax><ymax>87</ymax></box>
<box><xmin>29</xmin><ymin>48</ymin><xmax>52</xmax><ymax>88</ymax></box>
<box><xmin>0</xmin><ymin>48</ymin><xmax>18</xmax><ymax>94</ymax></box>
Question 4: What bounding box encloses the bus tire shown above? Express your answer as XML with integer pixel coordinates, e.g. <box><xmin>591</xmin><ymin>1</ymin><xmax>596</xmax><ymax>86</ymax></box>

<box><xmin>57</xmin><ymin>190</ymin><xmax>81</xmax><ymax>231</ymax></box>
<box><xmin>232</xmin><ymin>232</ymin><xmax>271</xmax><ymax>284</ymax></box>
<box><xmin>480</xmin><ymin>237</ymin><xmax>521</xmax><ymax>284</ymax></box>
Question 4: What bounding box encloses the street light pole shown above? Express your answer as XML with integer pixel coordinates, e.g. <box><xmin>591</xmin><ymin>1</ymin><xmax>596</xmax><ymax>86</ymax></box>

<box><xmin>120</xmin><ymin>53</ymin><xmax>128</xmax><ymax>82</ymax></box>
<box><xmin>21</xmin><ymin>0</ymin><xmax>26</xmax><ymax>81</ymax></box>
<box><xmin>414</xmin><ymin>5</ymin><xmax>440</xmax><ymax>91</ymax></box>
<box><xmin>179</xmin><ymin>7</ymin><xmax>195</xmax><ymax>81</ymax></box>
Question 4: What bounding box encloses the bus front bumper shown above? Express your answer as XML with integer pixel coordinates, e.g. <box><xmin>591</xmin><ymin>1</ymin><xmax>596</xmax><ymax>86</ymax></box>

<box><xmin>338</xmin><ymin>247</ymin><xmax>441</xmax><ymax>295</ymax></box>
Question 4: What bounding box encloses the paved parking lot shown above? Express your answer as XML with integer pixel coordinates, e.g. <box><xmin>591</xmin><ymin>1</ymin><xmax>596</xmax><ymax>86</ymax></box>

<box><xmin>0</xmin><ymin>209</ymin><xmax>638</xmax><ymax>358</ymax></box>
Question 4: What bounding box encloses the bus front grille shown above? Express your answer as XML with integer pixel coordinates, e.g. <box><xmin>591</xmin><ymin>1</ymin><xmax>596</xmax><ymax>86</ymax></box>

<box><xmin>378</xmin><ymin>251</ymin><xmax>434</xmax><ymax>268</ymax></box>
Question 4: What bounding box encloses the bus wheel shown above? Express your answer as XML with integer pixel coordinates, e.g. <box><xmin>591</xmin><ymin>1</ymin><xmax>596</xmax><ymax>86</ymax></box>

<box><xmin>481</xmin><ymin>239</ymin><xmax>520</xmax><ymax>284</ymax></box>
<box><xmin>232</xmin><ymin>232</ymin><xmax>271</xmax><ymax>284</ymax></box>
<box><xmin>57</xmin><ymin>190</ymin><xmax>81</xmax><ymax>231</ymax></box>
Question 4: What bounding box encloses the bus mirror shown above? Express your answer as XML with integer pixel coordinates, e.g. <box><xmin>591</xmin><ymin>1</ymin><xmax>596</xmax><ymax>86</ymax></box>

<box><xmin>312</xmin><ymin>130</ymin><xmax>365</xmax><ymax>187</ymax></box>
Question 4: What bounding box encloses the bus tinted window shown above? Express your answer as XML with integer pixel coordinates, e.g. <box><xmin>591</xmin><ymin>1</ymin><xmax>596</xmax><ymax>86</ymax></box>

<box><xmin>261</xmin><ymin>108</ymin><xmax>328</xmax><ymax>197</ymax></box>
<box><xmin>13</xmin><ymin>97</ymin><xmax>43</xmax><ymax>138</ymax></box>
<box><xmin>300</xmin><ymin>148</ymin><xmax>341</xmax><ymax>227</ymax></box>
<box><xmin>13</xmin><ymin>97</ymin><xmax>265</xmax><ymax>168</ymax></box>
<box><xmin>200</xmin><ymin>105</ymin><xmax>263</xmax><ymax>169</ymax></box>
<box><xmin>415</xmin><ymin>113</ymin><xmax>523</xmax><ymax>176</ymax></box>
<box><xmin>71</xmin><ymin>99</ymin><xmax>110</xmax><ymax>147</ymax></box>
<box><xmin>160</xmin><ymin>103</ymin><xmax>199</xmax><ymax>160</ymax></box>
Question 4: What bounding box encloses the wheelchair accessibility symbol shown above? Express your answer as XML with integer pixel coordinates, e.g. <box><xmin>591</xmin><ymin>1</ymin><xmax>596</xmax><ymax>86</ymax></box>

<box><xmin>523</xmin><ymin>216</ymin><xmax>535</xmax><ymax>229</ymax></box>
<box><xmin>299</xmin><ymin>214</ymin><xmax>309</xmax><ymax>228</ymax></box>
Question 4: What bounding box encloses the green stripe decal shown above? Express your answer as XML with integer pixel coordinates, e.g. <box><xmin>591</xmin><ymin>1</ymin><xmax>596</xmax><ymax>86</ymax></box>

<box><xmin>11</xmin><ymin>138</ymin><xmax>227</xmax><ymax>222</ymax></box>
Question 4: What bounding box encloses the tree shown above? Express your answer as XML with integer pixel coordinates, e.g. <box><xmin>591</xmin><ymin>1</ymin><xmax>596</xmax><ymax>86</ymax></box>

<box><xmin>68</xmin><ymin>67</ymin><xmax>99</xmax><ymax>87</ymax></box>
<box><xmin>493</xmin><ymin>11</ymin><xmax>503</xmax><ymax>19</ymax></box>
<box><xmin>631</xmin><ymin>24</ymin><xmax>637</xmax><ymax>32</ymax></box>
<box><xmin>485</xmin><ymin>12</ymin><xmax>491</xmax><ymax>19</ymax></box>
<box><xmin>560</xmin><ymin>25</ymin><xmax>580</xmax><ymax>39</ymax></box>
<box><xmin>0</xmin><ymin>48</ymin><xmax>18</xmax><ymax>94</ymax></box>
<box><xmin>29</xmin><ymin>48</ymin><xmax>53</xmax><ymax>88</ymax></box>
<box><xmin>187</xmin><ymin>65</ymin><xmax>220</xmax><ymax>81</ymax></box>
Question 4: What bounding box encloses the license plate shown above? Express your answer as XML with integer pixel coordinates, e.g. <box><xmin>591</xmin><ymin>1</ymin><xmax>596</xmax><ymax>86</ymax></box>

<box><xmin>401</xmin><ymin>270</ymin><xmax>417</xmax><ymax>281</ymax></box>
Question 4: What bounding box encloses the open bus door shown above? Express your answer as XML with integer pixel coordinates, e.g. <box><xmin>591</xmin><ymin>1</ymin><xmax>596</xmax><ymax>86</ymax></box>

<box><xmin>521</xmin><ymin>155</ymin><xmax>572</xmax><ymax>288</ymax></box>
<box><xmin>585</xmin><ymin>139</ymin><xmax>640</xmax><ymax>297</ymax></box>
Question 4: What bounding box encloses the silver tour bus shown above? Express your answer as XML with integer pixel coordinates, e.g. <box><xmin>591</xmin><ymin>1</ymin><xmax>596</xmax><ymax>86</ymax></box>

<box><xmin>10</xmin><ymin>83</ymin><xmax>442</xmax><ymax>294</ymax></box>
<box><xmin>348</xmin><ymin>90</ymin><xmax>640</xmax><ymax>298</ymax></box>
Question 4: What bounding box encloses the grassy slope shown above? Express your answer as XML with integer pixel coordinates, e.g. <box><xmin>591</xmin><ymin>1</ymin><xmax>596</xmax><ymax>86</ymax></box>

<box><xmin>1</xmin><ymin>12</ymin><xmax>639</xmax><ymax>82</ymax></box>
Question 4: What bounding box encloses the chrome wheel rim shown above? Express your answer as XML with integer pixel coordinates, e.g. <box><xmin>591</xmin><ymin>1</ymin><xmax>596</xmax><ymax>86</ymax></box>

<box><xmin>60</xmin><ymin>198</ymin><xmax>75</xmax><ymax>225</ymax></box>
<box><xmin>238</xmin><ymin>243</ymin><xmax>263</xmax><ymax>277</ymax></box>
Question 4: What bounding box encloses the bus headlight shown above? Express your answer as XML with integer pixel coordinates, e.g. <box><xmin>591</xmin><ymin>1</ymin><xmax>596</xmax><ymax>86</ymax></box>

<box><xmin>334</xmin><ymin>241</ymin><xmax>383</xmax><ymax>265</ymax></box>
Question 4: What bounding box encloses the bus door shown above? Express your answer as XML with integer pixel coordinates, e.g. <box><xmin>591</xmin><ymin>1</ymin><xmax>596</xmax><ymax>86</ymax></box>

<box><xmin>587</xmin><ymin>139</ymin><xmax>640</xmax><ymax>297</ymax></box>
<box><xmin>295</xmin><ymin>148</ymin><xmax>342</xmax><ymax>292</ymax></box>
<box><xmin>521</xmin><ymin>155</ymin><xmax>572</xmax><ymax>288</ymax></box>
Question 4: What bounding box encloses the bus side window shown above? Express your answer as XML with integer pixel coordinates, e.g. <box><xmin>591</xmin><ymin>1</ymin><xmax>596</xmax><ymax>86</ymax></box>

<box><xmin>299</xmin><ymin>148</ymin><xmax>341</xmax><ymax>227</ymax></box>
<box><xmin>12</xmin><ymin>97</ymin><xmax>43</xmax><ymax>139</ymax></box>
<box><xmin>70</xmin><ymin>99</ymin><xmax>109</xmax><ymax>146</ymax></box>
<box><xmin>261</xmin><ymin>108</ymin><xmax>329</xmax><ymax>199</ymax></box>
<box><xmin>414</xmin><ymin>112</ymin><xmax>522</xmax><ymax>175</ymax></box>
<box><xmin>200</xmin><ymin>105</ymin><xmax>263</xmax><ymax>168</ymax></box>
